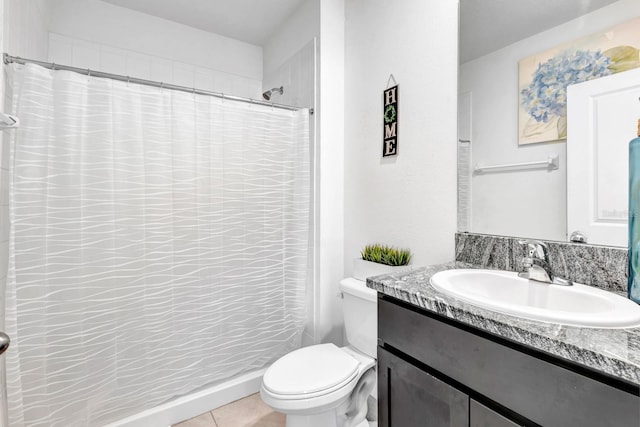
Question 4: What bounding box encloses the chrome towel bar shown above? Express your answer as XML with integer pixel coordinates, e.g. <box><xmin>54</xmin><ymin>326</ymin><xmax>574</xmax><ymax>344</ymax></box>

<box><xmin>474</xmin><ymin>155</ymin><xmax>558</xmax><ymax>173</ymax></box>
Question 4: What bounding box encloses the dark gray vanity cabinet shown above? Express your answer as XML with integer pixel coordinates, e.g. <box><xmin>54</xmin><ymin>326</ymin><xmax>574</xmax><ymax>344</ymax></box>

<box><xmin>378</xmin><ymin>347</ymin><xmax>469</xmax><ymax>427</ymax></box>
<box><xmin>377</xmin><ymin>295</ymin><xmax>640</xmax><ymax>427</ymax></box>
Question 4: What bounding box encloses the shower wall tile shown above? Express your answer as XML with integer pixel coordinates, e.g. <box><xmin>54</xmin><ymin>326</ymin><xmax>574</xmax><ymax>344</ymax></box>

<box><xmin>126</xmin><ymin>53</ymin><xmax>152</xmax><ymax>81</ymax></box>
<box><xmin>48</xmin><ymin>33</ymin><xmax>262</xmax><ymax>100</ymax></box>
<box><xmin>263</xmin><ymin>39</ymin><xmax>316</xmax><ymax>109</ymax></box>
<box><xmin>455</xmin><ymin>232</ymin><xmax>628</xmax><ymax>294</ymax></box>
<box><xmin>71</xmin><ymin>39</ymin><xmax>102</xmax><ymax>70</ymax></box>
<box><xmin>150</xmin><ymin>57</ymin><xmax>175</xmax><ymax>85</ymax></box>
<box><xmin>49</xmin><ymin>0</ymin><xmax>263</xmax><ymax>78</ymax></box>
<box><xmin>173</xmin><ymin>63</ymin><xmax>196</xmax><ymax>88</ymax></box>
<box><xmin>100</xmin><ymin>47</ymin><xmax>127</xmax><ymax>76</ymax></box>
<box><xmin>215</xmin><ymin>74</ymin><xmax>236</xmax><ymax>98</ymax></box>
<box><xmin>195</xmin><ymin>68</ymin><xmax>216</xmax><ymax>93</ymax></box>
<box><xmin>48</xmin><ymin>35</ymin><xmax>73</xmax><ymax>66</ymax></box>
<box><xmin>232</xmin><ymin>76</ymin><xmax>263</xmax><ymax>101</ymax></box>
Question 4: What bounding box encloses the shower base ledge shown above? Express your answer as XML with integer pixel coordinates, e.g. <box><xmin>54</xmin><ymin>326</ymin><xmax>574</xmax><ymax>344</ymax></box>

<box><xmin>104</xmin><ymin>367</ymin><xmax>267</xmax><ymax>427</ymax></box>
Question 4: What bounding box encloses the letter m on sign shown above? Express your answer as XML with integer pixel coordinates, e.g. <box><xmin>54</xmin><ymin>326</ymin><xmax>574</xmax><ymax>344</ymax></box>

<box><xmin>385</xmin><ymin>122</ymin><xmax>396</xmax><ymax>138</ymax></box>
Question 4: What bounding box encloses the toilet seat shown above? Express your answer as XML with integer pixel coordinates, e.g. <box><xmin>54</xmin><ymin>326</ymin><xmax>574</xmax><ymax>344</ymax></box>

<box><xmin>263</xmin><ymin>343</ymin><xmax>360</xmax><ymax>398</ymax></box>
<box><xmin>261</xmin><ymin>345</ymin><xmax>375</xmax><ymax>415</ymax></box>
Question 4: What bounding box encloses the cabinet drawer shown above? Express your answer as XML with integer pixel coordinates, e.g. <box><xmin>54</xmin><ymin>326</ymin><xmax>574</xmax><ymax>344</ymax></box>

<box><xmin>378</xmin><ymin>347</ymin><xmax>469</xmax><ymax>427</ymax></box>
<box><xmin>378</xmin><ymin>297</ymin><xmax>639</xmax><ymax>427</ymax></box>
<box><xmin>470</xmin><ymin>400</ymin><xmax>522</xmax><ymax>427</ymax></box>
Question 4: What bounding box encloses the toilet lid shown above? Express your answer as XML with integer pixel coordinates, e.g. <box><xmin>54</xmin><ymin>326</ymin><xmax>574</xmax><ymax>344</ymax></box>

<box><xmin>263</xmin><ymin>343</ymin><xmax>359</xmax><ymax>396</ymax></box>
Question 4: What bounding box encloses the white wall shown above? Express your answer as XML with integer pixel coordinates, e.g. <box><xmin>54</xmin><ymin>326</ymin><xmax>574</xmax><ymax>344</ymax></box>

<box><xmin>263</xmin><ymin>0</ymin><xmax>320</xmax><ymax>80</ymax></box>
<box><xmin>344</xmin><ymin>0</ymin><xmax>459</xmax><ymax>272</ymax></box>
<box><xmin>461</xmin><ymin>0</ymin><xmax>640</xmax><ymax>241</ymax></box>
<box><xmin>47</xmin><ymin>0</ymin><xmax>263</xmax><ymax>98</ymax></box>
<box><xmin>316</xmin><ymin>0</ymin><xmax>345</xmax><ymax>345</ymax></box>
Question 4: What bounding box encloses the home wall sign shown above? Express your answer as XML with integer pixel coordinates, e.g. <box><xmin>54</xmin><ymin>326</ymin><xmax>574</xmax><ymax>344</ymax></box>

<box><xmin>383</xmin><ymin>80</ymin><xmax>398</xmax><ymax>157</ymax></box>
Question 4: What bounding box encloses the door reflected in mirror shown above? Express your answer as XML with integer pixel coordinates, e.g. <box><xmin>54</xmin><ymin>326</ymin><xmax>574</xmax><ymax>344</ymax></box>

<box><xmin>567</xmin><ymin>68</ymin><xmax>640</xmax><ymax>247</ymax></box>
<box><xmin>458</xmin><ymin>0</ymin><xmax>638</xmax><ymax>247</ymax></box>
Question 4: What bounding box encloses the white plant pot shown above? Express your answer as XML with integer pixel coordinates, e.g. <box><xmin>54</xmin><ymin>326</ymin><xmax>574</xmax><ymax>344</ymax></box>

<box><xmin>353</xmin><ymin>258</ymin><xmax>409</xmax><ymax>281</ymax></box>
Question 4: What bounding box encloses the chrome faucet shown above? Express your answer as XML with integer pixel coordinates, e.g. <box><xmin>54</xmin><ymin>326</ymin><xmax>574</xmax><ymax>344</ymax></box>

<box><xmin>517</xmin><ymin>239</ymin><xmax>572</xmax><ymax>286</ymax></box>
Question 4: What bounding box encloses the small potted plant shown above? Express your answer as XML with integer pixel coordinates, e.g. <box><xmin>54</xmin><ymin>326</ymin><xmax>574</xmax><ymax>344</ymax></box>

<box><xmin>353</xmin><ymin>243</ymin><xmax>412</xmax><ymax>281</ymax></box>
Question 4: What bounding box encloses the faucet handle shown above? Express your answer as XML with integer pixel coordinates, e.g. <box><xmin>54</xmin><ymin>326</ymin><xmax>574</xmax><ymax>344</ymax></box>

<box><xmin>517</xmin><ymin>239</ymin><xmax>548</xmax><ymax>261</ymax></box>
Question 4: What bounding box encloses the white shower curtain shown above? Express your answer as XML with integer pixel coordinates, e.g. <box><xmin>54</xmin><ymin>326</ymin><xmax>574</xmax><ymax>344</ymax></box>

<box><xmin>3</xmin><ymin>63</ymin><xmax>310</xmax><ymax>426</ymax></box>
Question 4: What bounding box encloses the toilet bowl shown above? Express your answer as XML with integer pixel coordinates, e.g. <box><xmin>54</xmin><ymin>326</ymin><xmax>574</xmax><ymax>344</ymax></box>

<box><xmin>260</xmin><ymin>277</ymin><xmax>378</xmax><ymax>427</ymax></box>
<box><xmin>261</xmin><ymin>344</ymin><xmax>375</xmax><ymax>427</ymax></box>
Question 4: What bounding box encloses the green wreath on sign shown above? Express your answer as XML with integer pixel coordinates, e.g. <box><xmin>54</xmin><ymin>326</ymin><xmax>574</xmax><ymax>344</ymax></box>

<box><xmin>384</xmin><ymin>105</ymin><xmax>396</xmax><ymax>124</ymax></box>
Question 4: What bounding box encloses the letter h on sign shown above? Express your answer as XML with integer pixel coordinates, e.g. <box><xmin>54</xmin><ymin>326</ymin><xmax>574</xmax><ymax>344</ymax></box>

<box><xmin>383</xmin><ymin>85</ymin><xmax>398</xmax><ymax>157</ymax></box>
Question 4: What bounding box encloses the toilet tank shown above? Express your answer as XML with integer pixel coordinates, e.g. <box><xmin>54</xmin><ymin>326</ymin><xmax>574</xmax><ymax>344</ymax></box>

<box><xmin>340</xmin><ymin>278</ymin><xmax>377</xmax><ymax>358</ymax></box>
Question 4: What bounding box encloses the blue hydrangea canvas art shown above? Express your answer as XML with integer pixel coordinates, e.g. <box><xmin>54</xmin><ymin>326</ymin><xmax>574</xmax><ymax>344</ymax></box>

<box><xmin>518</xmin><ymin>18</ymin><xmax>640</xmax><ymax>145</ymax></box>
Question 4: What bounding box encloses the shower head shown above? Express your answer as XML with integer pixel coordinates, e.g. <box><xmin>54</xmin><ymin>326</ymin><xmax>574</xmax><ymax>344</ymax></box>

<box><xmin>262</xmin><ymin>86</ymin><xmax>284</xmax><ymax>101</ymax></box>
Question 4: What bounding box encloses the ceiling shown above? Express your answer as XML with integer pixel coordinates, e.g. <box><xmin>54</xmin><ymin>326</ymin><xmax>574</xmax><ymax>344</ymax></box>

<box><xmin>101</xmin><ymin>0</ymin><xmax>621</xmax><ymax>61</ymax></box>
<box><xmin>460</xmin><ymin>0</ymin><xmax>620</xmax><ymax>63</ymax></box>
<box><xmin>100</xmin><ymin>0</ymin><xmax>307</xmax><ymax>46</ymax></box>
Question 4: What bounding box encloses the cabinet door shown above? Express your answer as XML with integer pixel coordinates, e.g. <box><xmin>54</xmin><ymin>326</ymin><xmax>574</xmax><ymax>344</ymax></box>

<box><xmin>378</xmin><ymin>347</ymin><xmax>469</xmax><ymax>427</ymax></box>
<box><xmin>470</xmin><ymin>400</ymin><xmax>521</xmax><ymax>427</ymax></box>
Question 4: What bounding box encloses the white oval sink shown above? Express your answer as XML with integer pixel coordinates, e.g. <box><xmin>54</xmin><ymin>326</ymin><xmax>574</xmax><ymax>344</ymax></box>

<box><xmin>430</xmin><ymin>269</ymin><xmax>640</xmax><ymax>328</ymax></box>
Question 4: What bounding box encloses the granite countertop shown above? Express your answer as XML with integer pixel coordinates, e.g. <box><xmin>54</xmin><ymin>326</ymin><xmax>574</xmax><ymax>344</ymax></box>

<box><xmin>367</xmin><ymin>262</ymin><xmax>640</xmax><ymax>386</ymax></box>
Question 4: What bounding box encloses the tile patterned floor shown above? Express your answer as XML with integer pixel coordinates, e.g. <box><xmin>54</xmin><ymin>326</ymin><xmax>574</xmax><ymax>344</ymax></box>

<box><xmin>173</xmin><ymin>393</ymin><xmax>286</xmax><ymax>427</ymax></box>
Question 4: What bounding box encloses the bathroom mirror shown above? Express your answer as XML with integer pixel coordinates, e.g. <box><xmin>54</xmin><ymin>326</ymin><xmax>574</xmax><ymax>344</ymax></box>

<box><xmin>458</xmin><ymin>0</ymin><xmax>635</xmax><ymax>247</ymax></box>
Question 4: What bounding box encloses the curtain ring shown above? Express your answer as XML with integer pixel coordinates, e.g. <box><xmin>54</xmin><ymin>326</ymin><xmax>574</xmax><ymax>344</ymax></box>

<box><xmin>51</xmin><ymin>63</ymin><xmax>56</xmax><ymax>70</ymax></box>
<box><xmin>87</xmin><ymin>69</ymin><xmax>91</xmax><ymax>77</ymax></box>
<box><xmin>160</xmin><ymin>82</ymin><xmax>164</xmax><ymax>90</ymax></box>
<box><xmin>127</xmin><ymin>76</ymin><xmax>130</xmax><ymax>84</ymax></box>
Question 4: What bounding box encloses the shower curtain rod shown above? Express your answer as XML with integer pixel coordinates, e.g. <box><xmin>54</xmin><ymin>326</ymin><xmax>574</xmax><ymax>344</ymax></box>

<box><xmin>3</xmin><ymin>53</ymin><xmax>305</xmax><ymax>113</ymax></box>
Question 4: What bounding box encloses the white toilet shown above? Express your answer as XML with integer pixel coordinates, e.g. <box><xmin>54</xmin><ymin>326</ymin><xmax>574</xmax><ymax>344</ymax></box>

<box><xmin>260</xmin><ymin>277</ymin><xmax>377</xmax><ymax>427</ymax></box>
